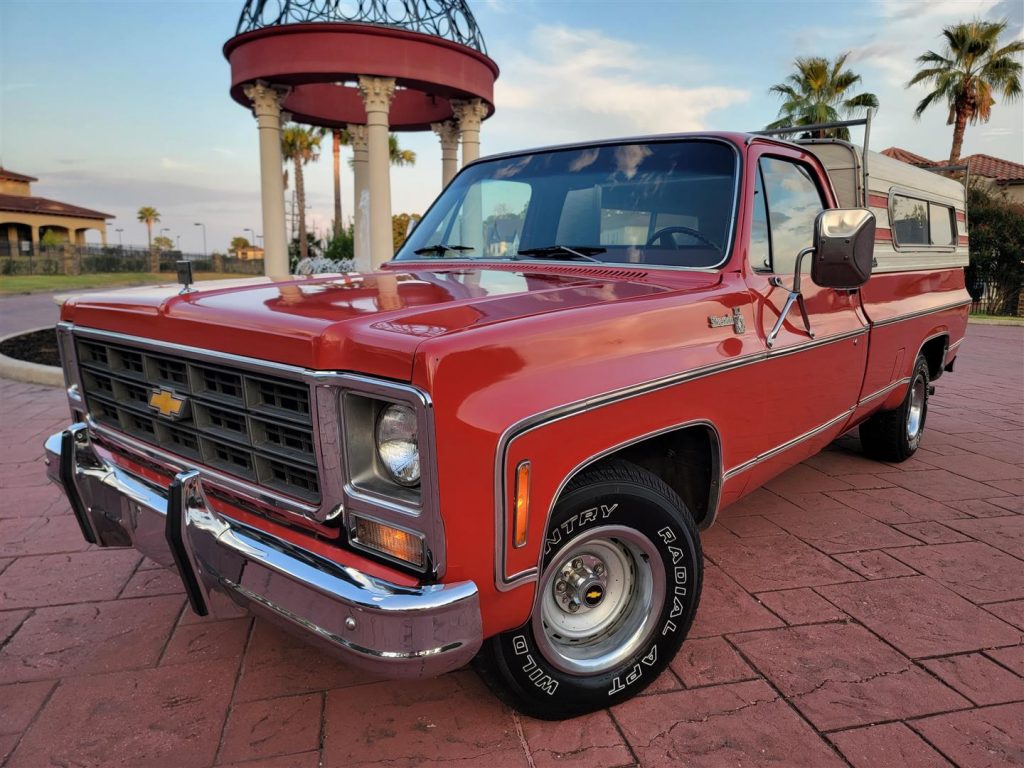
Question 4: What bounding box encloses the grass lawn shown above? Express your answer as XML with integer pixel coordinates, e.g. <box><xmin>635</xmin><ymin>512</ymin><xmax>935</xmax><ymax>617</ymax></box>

<box><xmin>0</xmin><ymin>272</ymin><xmax>247</xmax><ymax>295</ymax></box>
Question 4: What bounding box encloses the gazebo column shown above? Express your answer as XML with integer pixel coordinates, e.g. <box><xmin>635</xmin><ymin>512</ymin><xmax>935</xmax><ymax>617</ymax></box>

<box><xmin>452</xmin><ymin>99</ymin><xmax>488</xmax><ymax>166</ymax></box>
<box><xmin>244</xmin><ymin>81</ymin><xmax>290</xmax><ymax>278</ymax></box>
<box><xmin>30</xmin><ymin>226</ymin><xmax>39</xmax><ymax>258</ymax></box>
<box><xmin>431</xmin><ymin>120</ymin><xmax>460</xmax><ymax>188</ymax></box>
<box><xmin>348</xmin><ymin>124</ymin><xmax>370</xmax><ymax>271</ymax></box>
<box><xmin>358</xmin><ymin>76</ymin><xmax>396</xmax><ymax>269</ymax></box>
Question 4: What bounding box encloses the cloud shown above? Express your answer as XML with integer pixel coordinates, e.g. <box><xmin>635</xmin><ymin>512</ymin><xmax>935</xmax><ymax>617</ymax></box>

<box><xmin>487</xmin><ymin>25</ymin><xmax>749</xmax><ymax>147</ymax></box>
<box><xmin>160</xmin><ymin>157</ymin><xmax>196</xmax><ymax>171</ymax></box>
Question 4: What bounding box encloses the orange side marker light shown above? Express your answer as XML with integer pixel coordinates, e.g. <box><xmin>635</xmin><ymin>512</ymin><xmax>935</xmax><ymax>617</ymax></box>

<box><xmin>513</xmin><ymin>461</ymin><xmax>531</xmax><ymax>548</ymax></box>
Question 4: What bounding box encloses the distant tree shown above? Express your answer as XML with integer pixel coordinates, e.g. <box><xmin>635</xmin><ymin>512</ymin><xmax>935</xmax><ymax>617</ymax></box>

<box><xmin>965</xmin><ymin>184</ymin><xmax>1024</xmax><ymax>315</ymax></box>
<box><xmin>332</xmin><ymin>132</ymin><xmax>416</xmax><ymax>243</ymax></box>
<box><xmin>332</xmin><ymin>129</ymin><xmax>349</xmax><ymax>238</ymax></box>
<box><xmin>152</xmin><ymin>235</ymin><xmax>174</xmax><ymax>252</ymax></box>
<box><xmin>388</xmin><ymin>135</ymin><xmax>416</xmax><ymax>167</ymax></box>
<box><xmin>281</xmin><ymin>125</ymin><xmax>325</xmax><ymax>262</ymax></box>
<box><xmin>40</xmin><ymin>230</ymin><xmax>64</xmax><ymax>249</ymax></box>
<box><xmin>137</xmin><ymin>206</ymin><xmax>161</xmax><ymax>271</ymax></box>
<box><xmin>392</xmin><ymin>213</ymin><xmax>422</xmax><ymax>252</ymax></box>
<box><xmin>230</xmin><ymin>236</ymin><xmax>251</xmax><ymax>256</ymax></box>
<box><xmin>908</xmin><ymin>20</ymin><xmax>1024</xmax><ymax>163</ymax></box>
<box><xmin>766</xmin><ymin>53</ymin><xmax>879</xmax><ymax>139</ymax></box>
<box><xmin>325</xmin><ymin>224</ymin><xmax>355</xmax><ymax>263</ymax></box>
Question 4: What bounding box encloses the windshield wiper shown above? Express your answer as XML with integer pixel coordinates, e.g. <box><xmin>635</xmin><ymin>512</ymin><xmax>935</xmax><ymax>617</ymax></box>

<box><xmin>516</xmin><ymin>245</ymin><xmax>606</xmax><ymax>262</ymax></box>
<box><xmin>412</xmin><ymin>244</ymin><xmax>475</xmax><ymax>257</ymax></box>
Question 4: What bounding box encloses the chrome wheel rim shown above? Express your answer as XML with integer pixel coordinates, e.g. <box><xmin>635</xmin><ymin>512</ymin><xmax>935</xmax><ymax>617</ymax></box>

<box><xmin>907</xmin><ymin>376</ymin><xmax>926</xmax><ymax>440</ymax></box>
<box><xmin>533</xmin><ymin>525</ymin><xmax>665</xmax><ymax>676</ymax></box>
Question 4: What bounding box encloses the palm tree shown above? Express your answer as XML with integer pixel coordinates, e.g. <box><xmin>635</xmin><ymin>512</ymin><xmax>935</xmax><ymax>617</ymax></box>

<box><xmin>767</xmin><ymin>53</ymin><xmax>879</xmax><ymax>139</ymax></box>
<box><xmin>908</xmin><ymin>20</ymin><xmax>1024</xmax><ymax>163</ymax></box>
<box><xmin>137</xmin><ymin>206</ymin><xmax>160</xmax><ymax>272</ymax></box>
<box><xmin>330</xmin><ymin>131</ymin><xmax>416</xmax><ymax>239</ymax></box>
<box><xmin>388</xmin><ymin>134</ymin><xmax>416</xmax><ymax>167</ymax></box>
<box><xmin>281</xmin><ymin>125</ymin><xmax>325</xmax><ymax>261</ymax></box>
<box><xmin>331</xmin><ymin>129</ymin><xmax>348</xmax><ymax>238</ymax></box>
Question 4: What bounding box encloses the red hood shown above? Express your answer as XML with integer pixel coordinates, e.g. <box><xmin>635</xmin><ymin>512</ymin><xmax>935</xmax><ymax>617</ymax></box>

<box><xmin>62</xmin><ymin>266</ymin><xmax>719</xmax><ymax>380</ymax></box>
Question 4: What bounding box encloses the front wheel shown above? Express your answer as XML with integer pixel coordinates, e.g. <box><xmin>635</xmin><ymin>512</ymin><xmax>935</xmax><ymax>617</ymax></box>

<box><xmin>860</xmin><ymin>353</ymin><xmax>930</xmax><ymax>462</ymax></box>
<box><xmin>475</xmin><ymin>461</ymin><xmax>703</xmax><ymax>720</ymax></box>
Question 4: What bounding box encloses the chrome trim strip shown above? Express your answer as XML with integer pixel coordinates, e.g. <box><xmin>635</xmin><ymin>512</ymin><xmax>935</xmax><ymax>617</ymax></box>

<box><xmin>948</xmin><ymin>338</ymin><xmax>963</xmax><ymax>351</ymax></box>
<box><xmin>44</xmin><ymin>428</ymin><xmax>480</xmax><ymax>678</ymax></box>
<box><xmin>857</xmin><ymin>377</ymin><xmax>912</xmax><ymax>407</ymax></box>
<box><xmin>62</xmin><ymin>324</ymin><xmax>446</xmax><ymax>578</ymax></box>
<box><xmin>722</xmin><ymin>407</ymin><xmax>855</xmax><ymax>481</ymax></box>
<box><xmin>871</xmin><ymin>299</ymin><xmax>971</xmax><ymax>328</ymax></box>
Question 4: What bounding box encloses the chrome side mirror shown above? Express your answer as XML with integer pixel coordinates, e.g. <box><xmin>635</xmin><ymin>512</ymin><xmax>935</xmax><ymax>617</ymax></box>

<box><xmin>811</xmin><ymin>208</ymin><xmax>876</xmax><ymax>289</ymax></box>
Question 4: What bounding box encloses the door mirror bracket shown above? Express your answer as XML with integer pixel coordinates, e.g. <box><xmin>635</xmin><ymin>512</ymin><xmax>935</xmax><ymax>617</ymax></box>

<box><xmin>766</xmin><ymin>247</ymin><xmax>815</xmax><ymax>349</ymax></box>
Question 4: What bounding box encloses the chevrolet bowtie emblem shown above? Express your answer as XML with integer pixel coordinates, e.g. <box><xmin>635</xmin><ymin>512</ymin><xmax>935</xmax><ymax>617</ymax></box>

<box><xmin>149</xmin><ymin>388</ymin><xmax>188</xmax><ymax>420</ymax></box>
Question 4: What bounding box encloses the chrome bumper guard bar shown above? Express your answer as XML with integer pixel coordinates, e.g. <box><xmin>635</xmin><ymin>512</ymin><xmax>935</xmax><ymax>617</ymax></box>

<box><xmin>44</xmin><ymin>425</ymin><xmax>482</xmax><ymax>678</ymax></box>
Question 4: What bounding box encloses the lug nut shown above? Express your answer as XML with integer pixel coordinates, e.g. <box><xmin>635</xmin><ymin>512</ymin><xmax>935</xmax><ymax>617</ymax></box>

<box><xmin>555</xmin><ymin>580</ymin><xmax>567</xmax><ymax>593</ymax></box>
<box><xmin>572</xmin><ymin>558</ymin><xmax>584</xmax><ymax>570</ymax></box>
<box><xmin>567</xmin><ymin>601</ymin><xmax>580</xmax><ymax>613</ymax></box>
<box><xmin>594</xmin><ymin>563</ymin><xmax>605</xmax><ymax>576</ymax></box>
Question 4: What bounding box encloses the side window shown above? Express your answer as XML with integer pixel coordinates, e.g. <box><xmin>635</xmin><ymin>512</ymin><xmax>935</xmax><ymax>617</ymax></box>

<box><xmin>891</xmin><ymin>194</ymin><xmax>956</xmax><ymax>247</ymax></box>
<box><xmin>891</xmin><ymin>194</ymin><xmax>928</xmax><ymax>245</ymax></box>
<box><xmin>929</xmin><ymin>202</ymin><xmax>955</xmax><ymax>245</ymax></box>
<box><xmin>749</xmin><ymin>165</ymin><xmax>771</xmax><ymax>270</ymax></box>
<box><xmin>759</xmin><ymin>157</ymin><xmax>825</xmax><ymax>275</ymax></box>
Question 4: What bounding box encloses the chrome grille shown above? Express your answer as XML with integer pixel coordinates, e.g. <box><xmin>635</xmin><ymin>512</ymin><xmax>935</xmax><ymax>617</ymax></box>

<box><xmin>75</xmin><ymin>338</ymin><xmax>320</xmax><ymax>503</ymax></box>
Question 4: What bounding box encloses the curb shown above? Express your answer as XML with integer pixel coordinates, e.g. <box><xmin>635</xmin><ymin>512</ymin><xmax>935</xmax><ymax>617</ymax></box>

<box><xmin>967</xmin><ymin>316</ymin><xmax>1024</xmax><ymax>327</ymax></box>
<box><xmin>0</xmin><ymin>327</ymin><xmax>64</xmax><ymax>387</ymax></box>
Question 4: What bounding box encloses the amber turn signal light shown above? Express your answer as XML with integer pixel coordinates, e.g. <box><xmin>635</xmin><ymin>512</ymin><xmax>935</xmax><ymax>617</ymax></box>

<box><xmin>351</xmin><ymin>515</ymin><xmax>426</xmax><ymax>569</ymax></box>
<box><xmin>513</xmin><ymin>461</ymin><xmax>531</xmax><ymax>548</ymax></box>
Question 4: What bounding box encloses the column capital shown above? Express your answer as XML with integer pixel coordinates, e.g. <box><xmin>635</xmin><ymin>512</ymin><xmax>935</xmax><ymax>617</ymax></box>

<box><xmin>431</xmin><ymin>120</ymin><xmax>460</xmax><ymax>149</ymax></box>
<box><xmin>347</xmin><ymin>124</ymin><xmax>369</xmax><ymax>152</ymax></box>
<box><xmin>243</xmin><ymin>81</ymin><xmax>290</xmax><ymax>119</ymax></box>
<box><xmin>357</xmin><ymin>76</ymin><xmax>397</xmax><ymax>115</ymax></box>
<box><xmin>451</xmin><ymin>99</ymin><xmax>488</xmax><ymax>131</ymax></box>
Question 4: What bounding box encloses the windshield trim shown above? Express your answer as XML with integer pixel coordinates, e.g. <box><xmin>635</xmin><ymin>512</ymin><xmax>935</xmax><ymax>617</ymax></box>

<box><xmin>392</xmin><ymin>135</ymin><xmax>744</xmax><ymax>273</ymax></box>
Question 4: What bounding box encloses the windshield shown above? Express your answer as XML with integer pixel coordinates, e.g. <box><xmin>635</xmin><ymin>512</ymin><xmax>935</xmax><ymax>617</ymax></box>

<box><xmin>395</xmin><ymin>140</ymin><xmax>738</xmax><ymax>269</ymax></box>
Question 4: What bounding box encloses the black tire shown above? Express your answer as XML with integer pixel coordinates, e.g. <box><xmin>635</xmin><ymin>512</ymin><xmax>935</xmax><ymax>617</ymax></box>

<box><xmin>474</xmin><ymin>460</ymin><xmax>703</xmax><ymax>720</ymax></box>
<box><xmin>860</xmin><ymin>354</ymin><xmax>930</xmax><ymax>462</ymax></box>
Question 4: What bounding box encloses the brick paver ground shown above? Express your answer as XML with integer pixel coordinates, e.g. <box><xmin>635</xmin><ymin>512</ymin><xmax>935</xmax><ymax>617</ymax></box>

<box><xmin>1</xmin><ymin>324</ymin><xmax>1021</xmax><ymax>767</ymax></box>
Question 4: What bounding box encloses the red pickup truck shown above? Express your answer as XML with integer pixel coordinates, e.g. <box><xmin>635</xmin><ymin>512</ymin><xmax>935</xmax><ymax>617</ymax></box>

<box><xmin>45</xmin><ymin>129</ymin><xmax>969</xmax><ymax>719</ymax></box>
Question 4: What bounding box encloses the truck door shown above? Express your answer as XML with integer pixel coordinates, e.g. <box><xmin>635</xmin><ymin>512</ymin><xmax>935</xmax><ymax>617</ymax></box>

<box><xmin>744</xmin><ymin>147</ymin><xmax>869</xmax><ymax>457</ymax></box>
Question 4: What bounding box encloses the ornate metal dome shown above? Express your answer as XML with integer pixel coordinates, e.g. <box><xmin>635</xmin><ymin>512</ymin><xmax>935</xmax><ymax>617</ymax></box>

<box><xmin>236</xmin><ymin>0</ymin><xmax>487</xmax><ymax>53</ymax></box>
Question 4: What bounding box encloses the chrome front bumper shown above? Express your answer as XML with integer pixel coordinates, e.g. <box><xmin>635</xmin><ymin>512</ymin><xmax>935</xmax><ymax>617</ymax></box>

<box><xmin>44</xmin><ymin>425</ymin><xmax>482</xmax><ymax>678</ymax></box>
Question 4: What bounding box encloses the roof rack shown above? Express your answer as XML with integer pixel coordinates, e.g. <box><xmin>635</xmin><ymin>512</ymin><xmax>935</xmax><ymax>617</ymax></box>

<box><xmin>750</xmin><ymin>111</ymin><xmax>875</xmax><ymax>207</ymax></box>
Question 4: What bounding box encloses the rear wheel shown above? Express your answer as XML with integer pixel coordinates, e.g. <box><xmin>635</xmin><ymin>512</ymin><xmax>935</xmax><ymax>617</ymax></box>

<box><xmin>860</xmin><ymin>354</ymin><xmax>930</xmax><ymax>462</ymax></box>
<box><xmin>475</xmin><ymin>461</ymin><xmax>702</xmax><ymax>720</ymax></box>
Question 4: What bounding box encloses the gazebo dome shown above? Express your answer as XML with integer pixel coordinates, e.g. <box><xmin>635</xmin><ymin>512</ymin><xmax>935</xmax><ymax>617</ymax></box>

<box><xmin>236</xmin><ymin>0</ymin><xmax>488</xmax><ymax>54</ymax></box>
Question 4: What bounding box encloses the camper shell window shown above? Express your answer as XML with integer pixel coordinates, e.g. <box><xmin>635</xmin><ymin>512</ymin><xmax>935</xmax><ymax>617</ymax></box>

<box><xmin>890</xmin><ymin>191</ymin><xmax>957</xmax><ymax>249</ymax></box>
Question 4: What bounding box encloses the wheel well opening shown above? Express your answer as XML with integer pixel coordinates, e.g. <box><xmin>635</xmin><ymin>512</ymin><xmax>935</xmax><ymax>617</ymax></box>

<box><xmin>921</xmin><ymin>335</ymin><xmax>949</xmax><ymax>381</ymax></box>
<box><xmin>587</xmin><ymin>426</ymin><xmax>719</xmax><ymax>528</ymax></box>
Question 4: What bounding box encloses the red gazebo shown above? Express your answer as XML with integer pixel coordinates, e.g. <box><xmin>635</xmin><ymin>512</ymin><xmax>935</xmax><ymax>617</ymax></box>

<box><xmin>224</xmin><ymin>0</ymin><xmax>499</xmax><ymax>274</ymax></box>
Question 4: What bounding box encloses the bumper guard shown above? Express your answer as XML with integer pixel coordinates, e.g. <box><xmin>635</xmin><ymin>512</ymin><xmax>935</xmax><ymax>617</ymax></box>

<box><xmin>44</xmin><ymin>425</ymin><xmax>482</xmax><ymax>678</ymax></box>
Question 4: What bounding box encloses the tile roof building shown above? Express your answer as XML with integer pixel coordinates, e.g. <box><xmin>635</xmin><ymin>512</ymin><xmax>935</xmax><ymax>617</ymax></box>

<box><xmin>880</xmin><ymin>148</ymin><xmax>1024</xmax><ymax>204</ymax></box>
<box><xmin>0</xmin><ymin>167</ymin><xmax>112</xmax><ymax>256</ymax></box>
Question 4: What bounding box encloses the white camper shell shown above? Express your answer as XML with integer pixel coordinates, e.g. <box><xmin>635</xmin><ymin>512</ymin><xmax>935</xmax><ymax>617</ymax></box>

<box><xmin>801</xmin><ymin>139</ymin><xmax>969</xmax><ymax>274</ymax></box>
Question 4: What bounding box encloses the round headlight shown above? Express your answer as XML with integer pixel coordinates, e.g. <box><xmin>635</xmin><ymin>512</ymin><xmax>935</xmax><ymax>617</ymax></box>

<box><xmin>375</xmin><ymin>404</ymin><xmax>420</xmax><ymax>486</ymax></box>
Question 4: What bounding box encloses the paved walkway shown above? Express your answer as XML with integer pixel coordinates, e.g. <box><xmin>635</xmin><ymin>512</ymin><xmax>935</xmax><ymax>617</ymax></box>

<box><xmin>1</xmin><ymin>325</ymin><xmax>1021</xmax><ymax>768</ymax></box>
<box><xmin>0</xmin><ymin>292</ymin><xmax>63</xmax><ymax>337</ymax></box>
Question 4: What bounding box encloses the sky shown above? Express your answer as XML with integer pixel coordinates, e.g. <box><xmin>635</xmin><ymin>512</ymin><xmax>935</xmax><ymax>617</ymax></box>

<box><xmin>1</xmin><ymin>0</ymin><xmax>1021</xmax><ymax>252</ymax></box>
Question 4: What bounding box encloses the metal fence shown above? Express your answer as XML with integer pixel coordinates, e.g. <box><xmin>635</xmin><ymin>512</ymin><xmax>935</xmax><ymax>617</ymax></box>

<box><xmin>0</xmin><ymin>243</ymin><xmax>264</xmax><ymax>277</ymax></box>
<box><xmin>968</xmin><ymin>275</ymin><xmax>1024</xmax><ymax>317</ymax></box>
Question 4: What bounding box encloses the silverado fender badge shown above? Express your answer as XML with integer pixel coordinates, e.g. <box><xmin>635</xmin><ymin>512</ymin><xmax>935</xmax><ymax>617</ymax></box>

<box><xmin>708</xmin><ymin>307</ymin><xmax>746</xmax><ymax>334</ymax></box>
<box><xmin>149</xmin><ymin>388</ymin><xmax>189</xmax><ymax>420</ymax></box>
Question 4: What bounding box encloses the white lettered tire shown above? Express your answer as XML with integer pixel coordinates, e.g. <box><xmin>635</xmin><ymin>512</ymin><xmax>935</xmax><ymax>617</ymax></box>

<box><xmin>475</xmin><ymin>461</ymin><xmax>703</xmax><ymax>719</ymax></box>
